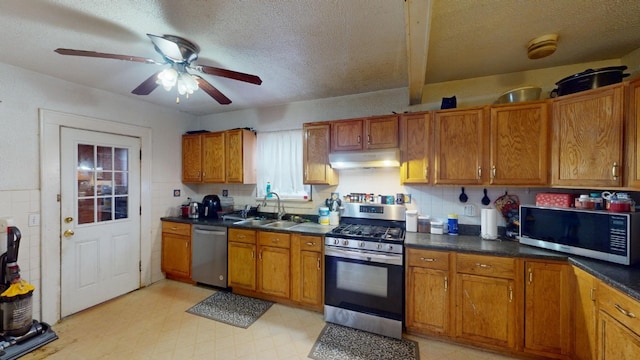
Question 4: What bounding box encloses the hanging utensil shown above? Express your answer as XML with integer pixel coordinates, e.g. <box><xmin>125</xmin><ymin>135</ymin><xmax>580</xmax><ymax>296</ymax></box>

<box><xmin>459</xmin><ymin>187</ymin><xmax>468</xmax><ymax>203</ymax></box>
<box><xmin>481</xmin><ymin>189</ymin><xmax>491</xmax><ymax>206</ymax></box>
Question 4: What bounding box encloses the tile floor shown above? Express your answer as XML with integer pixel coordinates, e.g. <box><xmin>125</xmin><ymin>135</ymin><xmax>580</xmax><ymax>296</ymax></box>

<box><xmin>22</xmin><ymin>280</ymin><xmax>519</xmax><ymax>359</ymax></box>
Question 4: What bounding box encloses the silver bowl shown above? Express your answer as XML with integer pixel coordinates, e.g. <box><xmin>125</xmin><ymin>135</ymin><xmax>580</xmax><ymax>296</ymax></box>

<box><xmin>496</xmin><ymin>86</ymin><xmax>542</xmax><ymax>104</ymax></box>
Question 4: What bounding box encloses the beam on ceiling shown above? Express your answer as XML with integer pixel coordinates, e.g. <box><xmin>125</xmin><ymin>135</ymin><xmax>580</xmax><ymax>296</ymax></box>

<box><xmin>404</xmin><ymin>0</ymin><xmax>432</xmax><ymax>105</ymax></box>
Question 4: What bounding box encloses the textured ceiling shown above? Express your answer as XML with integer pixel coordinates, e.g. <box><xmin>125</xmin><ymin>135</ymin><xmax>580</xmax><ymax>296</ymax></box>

<box><xmin>0</xmin><ymin>0</ymin><xmax>639</xmax><ymax>116</ymax></box>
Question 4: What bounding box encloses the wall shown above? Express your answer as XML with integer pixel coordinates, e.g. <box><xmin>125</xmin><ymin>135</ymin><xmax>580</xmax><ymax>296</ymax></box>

<box><xmin>193</xmin><ymin>59</ymin><xmax>631</xmax><ymax>227</ymax></box>
<box><xmin>0</xmin><ymin>62</ymin><xmax>194</xmax><ymax>321</ymax></box>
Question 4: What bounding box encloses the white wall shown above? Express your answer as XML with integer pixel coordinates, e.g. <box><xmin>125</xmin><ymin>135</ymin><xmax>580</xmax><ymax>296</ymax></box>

<box><xmin>0</xmin><ymin>62</ymin><xmax>194</xmax><ymax>321</ymax></box>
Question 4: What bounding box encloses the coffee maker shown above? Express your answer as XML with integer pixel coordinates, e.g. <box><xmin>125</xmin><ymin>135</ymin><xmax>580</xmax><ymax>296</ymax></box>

<box><xmin>201</xmin><ymin>195</ymin><xmax>222</xmax><ymax>219</ymax></box>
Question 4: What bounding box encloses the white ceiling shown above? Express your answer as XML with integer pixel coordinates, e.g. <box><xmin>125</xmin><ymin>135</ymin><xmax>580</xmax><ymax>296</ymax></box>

<box><xmin>1</xmin><ymin>0</ymin><xmax>640</xmax><ymax>116</ymax></box>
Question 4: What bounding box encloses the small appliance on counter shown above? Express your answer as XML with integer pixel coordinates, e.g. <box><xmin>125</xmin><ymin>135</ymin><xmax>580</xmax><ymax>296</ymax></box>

<box><xmin>200</xmin><ymin>195</ymin><xmax>222</xmax><ymax>219</ymax></box>
<box><xmin>188</xmin><ymin>201</ymin><xmax>200</xmax><ymax>219</ymax></box>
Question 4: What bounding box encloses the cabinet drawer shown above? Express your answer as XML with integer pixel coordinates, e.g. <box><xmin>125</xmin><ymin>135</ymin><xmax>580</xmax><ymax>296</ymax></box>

<box><xmin>161</xmin><ymin>221</ymin><xmax>191</xmax><ymax>236</ymax></box>
<box><xmin>599</xmin><ymin>282</ymin><xmax>640</xmax><ymax>334</ymax></box>
<box><xmin>456</xmin><ymin>253</ymin><xmax>515</xmax><ymax>279</ymax></box>
<box><xmin>297</xmin><ymin>235</ymin><xmax>323</xmax><ymax>252</ymax></box>
<box><xmin>258</xmin><ymin>231</ymin><xmax>291</xmax><ymax>249</ymax></box>
<box><xmin>228</xmin><ymin>228</ymin><xmax>256</xmax><ymax>244</ymax></box>
<box><xmin>407</xmin><ymin>249</ymin><xmax>449</xmax><ymax>270</ymax></box>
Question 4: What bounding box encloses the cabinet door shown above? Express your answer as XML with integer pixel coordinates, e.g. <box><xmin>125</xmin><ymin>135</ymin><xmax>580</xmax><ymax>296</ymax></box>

<box><xmin>258</xmin><ymin>246</ymin><xmax>290</xmax><ymax>298</ymax></box>
<box><xmin>365</xmin><ymin>115</ymin><xmax>399</xmax><ymax>149</ymax></box>
<box><xmin>524</xmin><ymin>261</ymin><xmax>572</xmax><ymax>357</ymax></box>
<box><xmin>332</xmin><ymin>119</ymin><xmax>363</xmax><ymax>151</ymax></box>
<box><xmin>434</xmin><ymin>107</ymin><xmax>486</xmax><ymax>185</ymax></box>
<box><xmin>573</xmin><ymin>266</ymin><xmax>597</xmax><ymax>360</ymax></box>
<box><xmin>225</xmin><ymin>129</ymin><xmax>244</xmax><ymax>183</ymax></box>
<box><xmin>490</xmin><ymin>102</ymin><xmax>549</xmax><ymax>185</ymax></box>
<box><xmin>407</xmin><ymin>266</ymin><xmax>450</xmax><ymax>334</ymax></box>
<box><xmin>228</xmin><ymin>242</ymin><xmax>256</xmax><ymax>290</ymax></box>
<box><xmin>551</xmin><ymin>84</ymin><xmax>625</xmax><ymax>187</ymax></box>
<box><xmin>627</xmin><ymin>79</ymin><xmax>640</xmax><ymax>187</ymax></box>
<box><xmin>161</xmin><ymin>233</ymin><xmax>191</xmax><ymax>279</ymax></box>
<box><xmin>303</xmin><ymin>123</ymin><xmax>338</xmax><ymax>185</ymax></box>
<box><xmin>299</xmin><ymin>250</ymin><xmax>322</xmax><ymax>306</ymax></box>
<box><xmin>598</xmin><ymin>311</ymin><xmax>640</xmax><ymax>360</ymax></box>
<box><xmin>182</xmin><ymin>134</ymin><xmax>202</xmax><ymax>183</ymax></box>
<box><xmin>202</xmin><ymin>132</ymin><xmax>225</xmax><ymax>183</ymax></box>
<box><xmin>400</xmin><ymin>112</ymin><xmax>431</xmax><ymax>184</ymax></box>
<box><xmin>456</xmin><ymin>273</ymin><xmax>516</xmax><ymax>349</ymax></box>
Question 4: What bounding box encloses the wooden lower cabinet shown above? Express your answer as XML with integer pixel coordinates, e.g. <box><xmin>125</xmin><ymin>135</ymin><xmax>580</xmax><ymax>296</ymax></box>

<box><xmin>524</xmin><ymin>261</ymin><xmax>572</xmax><ymax>359</ymax></box>
<box><xmin>598</xmin><ymin>282</ymin><xmax>640</xmax><ymax>359</ymax></box>
<box><xmin>257</xmin><ymin>231</ymin><xmax>291</xmax><ymax>299</ymax></box>
<box><xmin>227</xmin><ymin>228</ymin><xmax>258</xmax><ymax>290</ymax></box>
<box><xmin>573</xmin><ymin>266</ymin><xmax>598</xmax><ymax>360</ymax></box>
<box><xmin>406</xmin><ymin>249</ymin><xmax>451</xmax><ymax>335</ymax></box>
<box><xmin>291</xmin><ymin>234</ymin><xmax>323</xmax><ymax>311</ymax></box>
<box><xmin>161</xmin><ymin>221</ymin><xmax>192</xmax><ymax>283</ymax></box>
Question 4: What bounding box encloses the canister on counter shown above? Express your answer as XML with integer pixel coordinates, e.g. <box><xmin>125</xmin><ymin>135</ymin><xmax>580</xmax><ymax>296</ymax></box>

<box><xmin>418</xmin><ymin>216</ymin><xmax>430</xmax><ymax>233</ymax></box>
<box><xmin>448</xmin><ymin>214</ymin><xmax>458</xmax><ymax>235</ymax></box>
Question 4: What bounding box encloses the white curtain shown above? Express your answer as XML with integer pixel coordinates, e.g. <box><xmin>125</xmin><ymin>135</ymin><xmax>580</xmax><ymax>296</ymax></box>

<box><xmin>256</xmin><ymin>129</ymin><xmax>309</xmax><ymax>199</ymax></box>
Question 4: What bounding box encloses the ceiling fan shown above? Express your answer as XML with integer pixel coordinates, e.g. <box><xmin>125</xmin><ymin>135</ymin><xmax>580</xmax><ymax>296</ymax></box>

<box><xmin>55</xmin><ymin>33</ymin><xmax>262</xmax><ymax>105</ymax></box>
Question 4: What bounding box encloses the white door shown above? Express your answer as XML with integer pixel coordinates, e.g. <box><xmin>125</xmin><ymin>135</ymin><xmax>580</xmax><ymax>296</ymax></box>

<box><xmin>60</xmin><ymin>127</ymin><xmax>141</xmax><ymax>317</ymax></box>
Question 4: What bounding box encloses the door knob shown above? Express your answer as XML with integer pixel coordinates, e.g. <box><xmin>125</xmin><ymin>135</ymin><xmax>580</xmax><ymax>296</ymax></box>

<box><xmin>63</xmin><ymin>229</ymin><xmax>75</xmax><ymax>237</ymax></box>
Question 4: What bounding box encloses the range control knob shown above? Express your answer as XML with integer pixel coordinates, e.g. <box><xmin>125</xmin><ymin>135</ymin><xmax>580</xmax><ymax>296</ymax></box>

<box><xmin>342</xmin><ymin>239</ymin><xmax>349</xmax><ymax>246</ymax></box>
<box><xmin>388</xmin><ymin>245</ymin><xmax>394</xmax><ymax>251</ymax></box>
<box><xmin>358</xmin><ymin>241</ymin><xmax>365</xmax><ymax>247</ymax></box>
<box><xmin>377</xmin><ymin>243</ymin><xmax>382</xmax><ymax>250</ymax></box>
<box><xmin>333</xmin><ymin>239</ymin><xmax>339</xmax><ymax>245</ymax></box>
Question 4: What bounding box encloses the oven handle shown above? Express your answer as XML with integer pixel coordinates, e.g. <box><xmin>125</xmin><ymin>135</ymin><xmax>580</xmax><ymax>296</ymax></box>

<box><xmin>325</xmin><ymin>246</ymin><xmax>403</xmax><ymax>266</ymax></box>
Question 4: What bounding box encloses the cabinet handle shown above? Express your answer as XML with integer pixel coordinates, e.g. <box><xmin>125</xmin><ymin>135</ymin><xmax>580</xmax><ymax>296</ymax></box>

<box><xmin>424</xmin><ymin>166</ymin><xmax>428</xmax><ymax>178</ymax></box>
<box><xmin>259</xmin><ymin>250</ymin><xmax>262</xmax><ymax>261</ymax></box>
<box><xmin>357</xmin><ymin>135</ymin><xmax>361</xmax><ymax>144</ymax></box>
<box><xmin>171</xmin><ymin>227</ymin><xmax>178</xmax><ymax>230</ymax></box>
<box><xmin>528</xmin><ymin>269</ymin><xmax>533</xmax><ymax>284</ymax></box>
<box><xmin>272</xmin><ymin>238</ymin><xmax>280</xmax><ymax>243</ymax></box>
<box><xmin>612</xmin><ymin>162</ymin><xmax>619</xmax><ymax>180</ymax></box>
<box><xmin>477</xmin><ymin>167</ymin><xmax>482</xmax><ymax>179</ymax></box>
<box><xmin>491</xmin><ymin>165</ymin><xmax>496</xmax><ymax>179</ymax></box>
<box><xmin>185</xmin><ymin>241</ymin><xmax>188</xmax><ymax>248</ymax></box>
<box><xmin>367</xmin><ymin>135</ymin><xmax>371</xmax><ymax>144</ymax></box>
<box><xmin>509</xmin><ymin>286</ymin><xmax>513</xmax><ymax>302</ymax></box>
<box><xmin>614</xmin><ymin>303</ymin><xmax>637</xmax><ymax>318</ymax></box>
<box><xmin>444</xmin><ymin>276</ymin><xmax>448</xmax><ymax>291</ymax></box>
<box><xmin>420</xmin><ymin>257</ymin><xmax>436</xmax><ymax>262</ymax></box>
<box><xmin>238</xmin><ymin>234</ymin><xmax>246</xmax><ymax>239</ymax></box>
<box><xmin>475</xmin><ymin>262</ymin><xmax>491</xmax><ymax>268</ymax></box>
<box><xmin>251</xmin><ymin>250</ymin><xmax>254</xmax><ymax>259</ymax></box>
<box><xmin>317</xmin><ymin>257</ymin><xmax>321</xmax><ymax>270</ymax></box>
<box><xmin>590</xmin><ymin>288</ymin><xmax>595</xmax><ymax>302</ymax></box>
<box><xmin>306</xmin><ymin>242</ymin><xmax>316</xmax><ymax>246</ymax></box>
<box><xmin>203</xmin><ymin>171</ymin><xmax>206</xmax><ymax>177</ymax></box>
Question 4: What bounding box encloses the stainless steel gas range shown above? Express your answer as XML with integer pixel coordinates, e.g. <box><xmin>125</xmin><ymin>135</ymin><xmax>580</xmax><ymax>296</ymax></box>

<box><xmin>324</xmin><ymin>202</ymin><xmax>406</xmax><ymax>339</ymax></box>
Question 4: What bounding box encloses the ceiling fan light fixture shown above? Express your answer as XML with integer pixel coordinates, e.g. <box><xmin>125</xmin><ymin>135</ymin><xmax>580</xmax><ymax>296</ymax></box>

<box><xmin>527</xmin><ymin>34</ymin><xmax>558</xmax><ymax>60</ymax></box>
<box><xmin>177</xmin><ymin>73</ymin><xmax>199</xmax><ymax>96</ymax></box>
<box><xmin>156</xmin><ymin>68</ymin><xmax>178</xmax><ymax>90</ymax></box>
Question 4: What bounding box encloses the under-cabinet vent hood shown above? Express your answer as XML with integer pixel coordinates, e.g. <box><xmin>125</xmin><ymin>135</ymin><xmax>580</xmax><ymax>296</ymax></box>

<box><xmin>328</xmin><ymin>149</ymin><xmax>401</xmax><ymax>169</ymax></box>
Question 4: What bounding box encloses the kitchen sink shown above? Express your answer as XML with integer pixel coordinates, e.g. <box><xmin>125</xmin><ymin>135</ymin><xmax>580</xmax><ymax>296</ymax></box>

<box><xmin>289</xmin><ymin>223</ymin><xmax>329</xmax><ymax>232</ymax></box>
<box><xmin>233</xmin><ymin>218</ymin><xmax>275</xmax><ymax>226</ymax></box>
<box><xmin>261</xmin><ymin>221</ymin><xmax>298</xmax><ymax>229</ymax></box>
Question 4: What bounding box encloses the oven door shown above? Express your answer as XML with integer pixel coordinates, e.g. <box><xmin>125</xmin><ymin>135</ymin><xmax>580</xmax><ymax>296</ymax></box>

<box><xmin>324</xmin><ymin>245</ymin><xmax>404</xmax><ymax>321</ymax></box>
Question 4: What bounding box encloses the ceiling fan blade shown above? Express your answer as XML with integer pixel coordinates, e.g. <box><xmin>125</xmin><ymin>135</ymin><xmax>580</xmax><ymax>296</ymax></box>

<box><xmin>195</xmin><ymin>65</ymin><xmax>262</xmax><ymax>85</ymax></box>
<box><xmin>194</xmin><ymin>76</ymin><xmax>232</xmax><ymax>105</ymax></box>
<box><xmin>131</xmin><ymin>71</ymin><xmax>161</xmax><ymax>95</ymax></box>
<box><xmin>55</xmin><ymin>48</ymin><xmax>161</xmax><ymax>64</ymax></box>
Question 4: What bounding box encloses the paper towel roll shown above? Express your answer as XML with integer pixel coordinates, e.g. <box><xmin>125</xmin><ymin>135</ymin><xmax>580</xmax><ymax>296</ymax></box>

<box><xmin>481</xmin><ymin>209</ymin><xmax>498</xmax><ymax>240</ymax></box>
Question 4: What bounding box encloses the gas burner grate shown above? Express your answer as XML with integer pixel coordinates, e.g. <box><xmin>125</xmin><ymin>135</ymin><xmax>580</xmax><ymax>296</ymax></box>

<box><xmin>331</xmin><ymin>224</ymin><xmax>404</xmax><ymax>241</ymax></box>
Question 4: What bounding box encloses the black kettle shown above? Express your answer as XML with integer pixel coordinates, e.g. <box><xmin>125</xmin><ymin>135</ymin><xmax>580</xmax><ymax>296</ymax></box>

<box><xmin>201</xmin><ymin>195</ymin><xmax>222</xmax><ymax>219</ymax></box>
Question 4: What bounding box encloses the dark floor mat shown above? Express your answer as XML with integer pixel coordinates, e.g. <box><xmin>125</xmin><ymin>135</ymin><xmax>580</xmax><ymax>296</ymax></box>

<box><xmin>186</xmin><ymin>291</ymin><xmax>273</xmax><ymax>328</ymax></box>
<box><xmin>308</xmin><ymin>323</ymin><xmax>419</xmax><ymax>360</ymax></box>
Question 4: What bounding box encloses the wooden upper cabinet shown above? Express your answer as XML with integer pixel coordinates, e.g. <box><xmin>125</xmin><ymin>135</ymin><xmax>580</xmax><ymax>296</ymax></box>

<box><xmin>434</xmin><ymin>107</ymin><xmax>486</xmax><ymax>185</ymax></box>
<box><xmin>400</xmin><ymin>112</ymin><xmax>431</xmax><ymax>184</ymax></box>
<box><xmin>332</xmin><ymin>119</ymin><xmax>363</xmax><ymax>151</ymax></box>
<box><xmin>225</xmin><ymin>129</ymin><xmax>256</xmax><ymax>184</ymax></box>
<box><xmin>490</xmin><ymin>101</ymin><xmax>549</xmax><ymax>186</ymax></box>
<box><xmin>303</xmin><ymin>123</ymin><xmax>338</xmax><ymax>185</ymax></box>
<box><xmin>331</xmin><ymin>115</ymin><xmax>399</xmax><ymax>152</ymax></box>
<box><xmin>365</xmin><ymin>115</ymin><xmax>399</xmax><ymax>149</ymax></box>
<box><xmin>627</xmin><ymin>78</ymin><xmax>640</xmax><ymax>188</ymax></box>
<box><xmin>551</xmin><ymin>83</ymin><xmax>625</xmax><ymax>187</ymax></box>
<box><xmin>182</xmin><ymin>134</ymin><xmax>203</xmax><ymax>183</ymax></box>
<box><xmin>201</xmin><ymin>132</ymin><xmax>225</xmax><ymax>183</ymax></box>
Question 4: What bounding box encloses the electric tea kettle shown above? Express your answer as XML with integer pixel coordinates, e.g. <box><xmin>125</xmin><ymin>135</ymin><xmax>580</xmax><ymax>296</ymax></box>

<box><xmin>188</xmin><ymin>202</ymin><xmax>200</xmax><ymax>219</ymax></box>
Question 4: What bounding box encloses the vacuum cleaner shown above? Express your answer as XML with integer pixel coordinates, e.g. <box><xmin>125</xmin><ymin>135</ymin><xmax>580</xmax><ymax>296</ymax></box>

<box><xmin>0</xmin><ymin>225</ymin><xmax>57</xmax><ymax>360</ymax></box>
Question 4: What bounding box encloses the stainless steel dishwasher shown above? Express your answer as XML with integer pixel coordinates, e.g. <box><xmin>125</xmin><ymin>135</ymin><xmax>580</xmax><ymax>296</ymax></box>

<box><xmin>191</xmin><ymin>225</ymin><xmax>228</xmax><ymax>288</ymax></box>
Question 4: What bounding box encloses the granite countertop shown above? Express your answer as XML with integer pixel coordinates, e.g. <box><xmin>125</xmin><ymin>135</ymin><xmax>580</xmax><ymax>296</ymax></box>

<box><xmin>405</xmin><ymin>232</ymin><xmax>640</xmax><ymax>302</ymax></box>
<box><xmin>161</xmin><ymin>216</ymin><xmax>640</xmax><ymax>303</ymax></box>
<box><xmin>160</xmin><ymin>216</ymin><xmax>335</xmax><ymax>236</ymax></box>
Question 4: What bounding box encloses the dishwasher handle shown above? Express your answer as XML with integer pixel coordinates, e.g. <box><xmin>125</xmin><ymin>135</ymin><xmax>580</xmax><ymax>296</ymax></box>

<box><xmin>193</xmin><ymin>227</ymin><xmax>227</xmax><ymax>236</ymax></box>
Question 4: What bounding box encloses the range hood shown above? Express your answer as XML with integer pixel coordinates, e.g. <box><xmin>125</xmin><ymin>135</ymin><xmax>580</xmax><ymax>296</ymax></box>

<box><xmin>328</xmin><ymin>148</ymin><xmax>401</xmax><ymax>169</ymax></box>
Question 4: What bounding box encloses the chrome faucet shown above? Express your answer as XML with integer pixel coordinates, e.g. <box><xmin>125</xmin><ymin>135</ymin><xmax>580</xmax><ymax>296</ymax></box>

<box><xmin>263</xmin><ymin>192</ymin><xmax>285</xmax><ymax>220</ymax></box>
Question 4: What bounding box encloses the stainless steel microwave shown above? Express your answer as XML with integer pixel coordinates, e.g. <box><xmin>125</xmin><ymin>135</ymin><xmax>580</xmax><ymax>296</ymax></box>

<box><xmin>519</xmin><ymin>205</ymin><xmax>640</xmax><ymax>265</ymax></box>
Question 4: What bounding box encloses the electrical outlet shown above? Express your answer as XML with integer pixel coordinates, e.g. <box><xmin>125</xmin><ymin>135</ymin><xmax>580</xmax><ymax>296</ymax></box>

<box><xmin>28</xmin><ymin>213</ymin><xmax>40</xmax><ymax>227</ymax></box>
<box><xmin>463</xmin><ymin>204</ymin><xmax>476</xmax><ymax>217</ymax></box>
<box><xmin>173</xmin><ymin>189</ymin><xmax>181</xmax><ymax>197</ymax></box>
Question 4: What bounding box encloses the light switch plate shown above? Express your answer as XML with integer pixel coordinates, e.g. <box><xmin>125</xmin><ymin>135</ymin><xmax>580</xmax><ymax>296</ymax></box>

<box><xmin>463</xmin><ymin>204</ymin><xmax>476</xmax><ymax>217</ymax></box>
